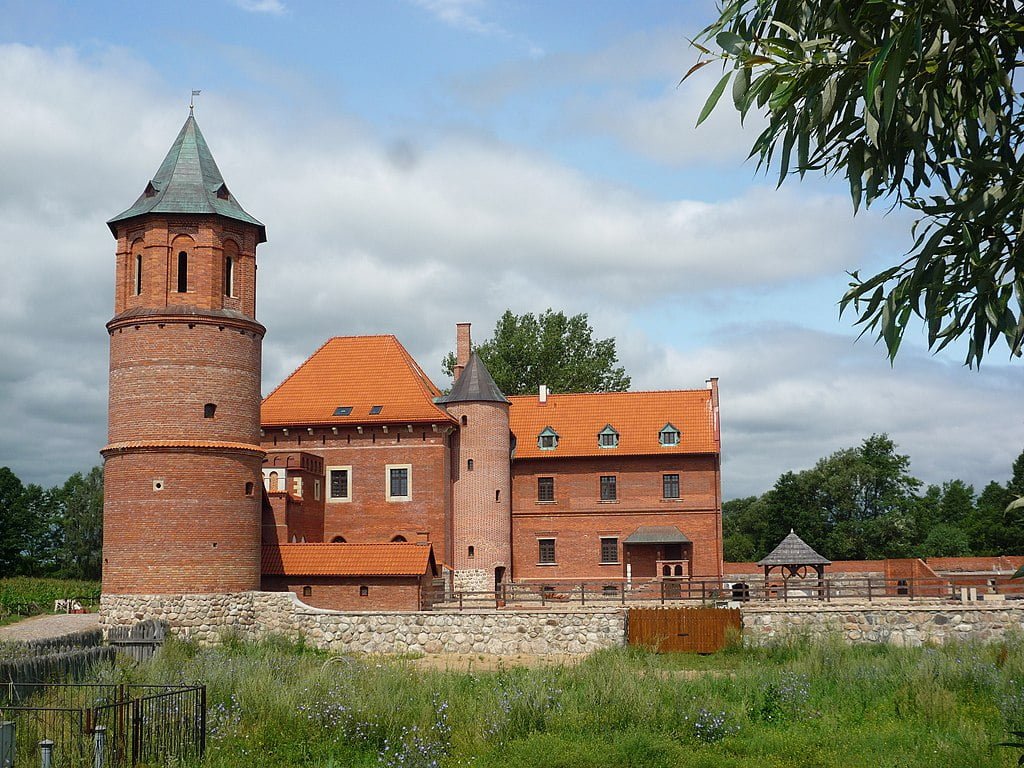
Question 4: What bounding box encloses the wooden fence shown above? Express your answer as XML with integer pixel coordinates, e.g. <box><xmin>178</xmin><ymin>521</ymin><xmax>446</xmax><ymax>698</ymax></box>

<box><xmin>626</xmin><ymin>607</ymin><xmax>741</xmax><ymax>653</ymax></box>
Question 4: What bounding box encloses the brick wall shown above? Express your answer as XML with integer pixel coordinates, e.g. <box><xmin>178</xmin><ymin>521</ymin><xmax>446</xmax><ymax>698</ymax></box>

<box><xmin>512</xmin><ymin>454</ymin><xmax>722</xmax><ymax>581</ymax></box>
<box><xmin>447</xmin><ymin>402</ymin><xmax>512</xmax><ymax>581</ymax></box>
<box><xmin>260</xmin><ymin>426</ymin><xmax>452</xmax><ymax>564</ymax></box>
<box><xmin>261</xmin><ymin>575</ymin><xmax>432</xmax><ymax>611</ymax></box>
<box><xmin>103</xmin><ymin>448</ymin><xmax>263</xmax><ymax>593</ymax></box>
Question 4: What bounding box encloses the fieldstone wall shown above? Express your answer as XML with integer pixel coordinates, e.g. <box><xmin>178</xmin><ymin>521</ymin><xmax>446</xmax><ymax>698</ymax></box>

<box><xmin>743</xmin><ymin>601</ymin><xmax>1024</xmax><ymax>646</ymax></box>
<box><xmin>452</xmin><ymin>569</ymin><xmax>492</xmax><ymax>594</ymax></box>
<box><xmin>101</xmin><ymin>592</ymin><xmax>625</xmax><ymax>654</ymax></box>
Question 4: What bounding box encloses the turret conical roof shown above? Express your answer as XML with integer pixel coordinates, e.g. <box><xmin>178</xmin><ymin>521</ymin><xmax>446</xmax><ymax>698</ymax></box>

<box><xmin>438</xmin><ymin>352</ymin><xmax>509</xmax><ymax>404</ymax></box>
<box><xmin>108</xmin><ymin>114</ymin><xmax>265</xmax><ymax>242</ymax></box>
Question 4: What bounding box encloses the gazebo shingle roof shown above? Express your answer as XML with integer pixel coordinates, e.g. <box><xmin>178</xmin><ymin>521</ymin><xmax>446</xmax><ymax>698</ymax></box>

<box><xmin>756</xmin><ymin>530</ymin><xmax>831</xmax><ymax>567</ymax></box>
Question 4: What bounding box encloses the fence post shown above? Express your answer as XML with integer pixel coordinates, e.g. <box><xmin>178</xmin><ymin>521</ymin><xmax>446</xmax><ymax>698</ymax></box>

<box><xmin>867</xmin><ymin>579</ymin><xmax>872</xmax><ymax>602</ymax></box>
<box><xmin>39</xmin><ymin>739</ymin><xmax>53</xmax><ymax>768</ymax></box>
<box><xmin>0</xmin><ymin>721</ymin><xmax>13</xmax><ymax>768</ymax></box>
<box><xmin>580</xmin><ymin>583</ymin><xmax>586</xmax><ymax>606</ymax></box>
<box><xmin>93</xmin><ymin>725</ymin><xmax>106</xmax><ymax>768</ymax></box>
<box><xmin>131</xmin><ymin>698</ymin><xmax>142</xmax><ymax>765</ymax></box>
<box><xmin>660</xmin><ymin>580</ymin><xmax>665</xmax><ymax>605</ymax></box>
<box><xmin>199</xmin><ymin>686</ymin><xmax>207</xmax><ymax>758</ymax></box>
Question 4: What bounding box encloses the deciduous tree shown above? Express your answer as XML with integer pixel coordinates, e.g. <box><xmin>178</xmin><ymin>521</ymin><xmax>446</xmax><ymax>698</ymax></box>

<box><xmin>690</xmin><ymin>1</ymin><xmax>1024</xmax><ymax>365</ymax></box>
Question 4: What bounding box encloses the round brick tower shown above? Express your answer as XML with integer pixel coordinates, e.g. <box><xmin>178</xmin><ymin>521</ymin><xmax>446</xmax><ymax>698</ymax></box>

<box><xmin>101</xmin><ymin>113</ymin><xmax>266</xmax><ymax>595</ymax></box>
<box><xmin>440</xmin><ymin>325</ymin><xmax>512</xmax><ymax>594</ymax></box>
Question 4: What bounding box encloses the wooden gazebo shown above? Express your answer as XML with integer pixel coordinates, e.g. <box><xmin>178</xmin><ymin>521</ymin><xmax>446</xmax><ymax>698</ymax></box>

<box><xmin>756</xmin><ymin>530</ymin><xmax>831</xmax><ymax>596</ymax></box>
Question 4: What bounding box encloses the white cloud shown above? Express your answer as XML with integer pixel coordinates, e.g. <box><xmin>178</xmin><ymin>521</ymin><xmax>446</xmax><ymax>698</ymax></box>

<box><xmin>411</xmin><ymin>0</ymin><xmax>500</xmax><ymax>36</ymax></box>
<box><xmin>230</xmin><ymin>0</ymin><xmax>286</xmax><ymax>14</ymax></box>
<box><xmin>0</xmin><ymin>42</ymin><xmax>1018</xmax><ymax>509</ymax></box>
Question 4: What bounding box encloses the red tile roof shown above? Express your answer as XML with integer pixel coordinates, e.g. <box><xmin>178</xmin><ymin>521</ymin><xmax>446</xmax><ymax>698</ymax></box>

<box><xmin>509</xmin><ymin>389</ymin><xmax>718</xmax><ymax>459</ymax></box>
<box><xmin>261</xmin><ymin>543</ymin><xmax>436</xmax><ymax>577</ymax></box>
<box><xmin>261</xmin><ymin>335</ymin><xmax>455</xmax><ymax>427</ymax></box>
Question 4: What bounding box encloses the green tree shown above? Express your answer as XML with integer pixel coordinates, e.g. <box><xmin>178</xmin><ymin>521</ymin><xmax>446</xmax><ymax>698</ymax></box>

<box><xmin>53</xmin><ymin>467</ymin><xmax>103</xmax><ymax>580</ymax></box>
<box><xmin>690</xmin><ymin>1</ymin><xmax>1024</xmax><ymax>365</ymax></box>
<box><xmin>442</xmin><ymin>309</ymin><xmax>631</xmax><ymax>395</ymax></box>
<box><xmin>0</xmin><ymin>467</ymin><xmax>32</xmax><ymax>574</ymax></box>
<box><xmin>920</xmin><ymin>522</ymin><xmax>972</xmax><ymax>558</ymax></box>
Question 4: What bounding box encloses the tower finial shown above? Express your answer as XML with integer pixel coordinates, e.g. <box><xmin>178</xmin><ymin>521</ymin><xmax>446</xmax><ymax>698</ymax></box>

<box><xmin>190</xmin><ymin>89</ymin><xmax>201</xmax><ymax>115</ymax></box>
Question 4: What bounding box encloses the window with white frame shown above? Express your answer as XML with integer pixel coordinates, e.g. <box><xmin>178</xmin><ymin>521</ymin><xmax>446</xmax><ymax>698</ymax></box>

<box><xmin>327</xmin><ymin>466</ymin><xmax>351</xmax><ymax>502</ymax></box>
<box><xmin>386</xmin><ymin>464</ymin><xmax>412</xmax><ymax>501</ymax></box>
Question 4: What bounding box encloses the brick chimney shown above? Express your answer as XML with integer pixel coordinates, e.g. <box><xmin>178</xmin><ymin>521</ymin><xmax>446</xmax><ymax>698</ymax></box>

<box><xmin>454</xmin><ymin>323</ymin><xmax>471</xmax><ymax>381</ymax></box>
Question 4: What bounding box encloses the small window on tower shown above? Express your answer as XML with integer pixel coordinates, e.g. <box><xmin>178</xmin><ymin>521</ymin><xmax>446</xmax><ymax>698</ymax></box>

<box><xmin>461</xmin><ymin>415</ymin><xmax>468</xmax><ymax>426</ymax></box>
<box><xmin>467</xmin><ymin>459</ymin><xmax>474</xmax><ymax>471</ymax></box>
<box><xmin>177</xmin><ymin>252</ymin><xmax>188</xmax><ymax>293</ymax></box>
<box><xmin>135</xmin><ymin>254</ymin><xmax>143</xmax><ymax>295</ymax></box>
<box><xmin>468</xmin><ymin>546</ymin><xmax>475</xmax><ymax>558</ymax></box>
<box><xmin>244</xmin><ymin>482</ymin><xmax>254</xmax><ymax>496</ymax></box>
<box><xmin>224</xmin><ymin>256</ymin><xmax>235</xmax><ymax>297</ymax></box>
<box><xmin>204</xmin><ymin>403</ymin><xmax>216</xmax><ymax>419</ymax></box>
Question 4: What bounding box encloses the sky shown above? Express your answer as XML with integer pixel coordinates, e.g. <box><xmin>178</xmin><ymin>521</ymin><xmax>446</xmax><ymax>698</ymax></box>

<box><xmin>0</xmin><ymin>0</ymin><xmax>1021</xmax><ymax>500</ymax></box>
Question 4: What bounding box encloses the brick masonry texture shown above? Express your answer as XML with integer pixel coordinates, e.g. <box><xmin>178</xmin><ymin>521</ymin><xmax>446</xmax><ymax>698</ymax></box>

<box><xmin>512</xmin><ymin>454</ymin><xmax>723</xmax><ymax>581</ymax></box>
<box><xmin>447</xmin><ymin>401</ymin><xmax>512</xmax><ymax>580</ymax></box>
<box><xmin>261</xmin><ymin>575</ymin><xmax>435</xmax><ymax>611</ymax></box>
<box><xmin>104</xmin><ymin>215</ymin><xmax>264</xmax><ymax>596</ymax></box>
<box><xmin>100</xmin><ymin>592</ymin><xmax>1024</xmax><ymax>652</ymax></box>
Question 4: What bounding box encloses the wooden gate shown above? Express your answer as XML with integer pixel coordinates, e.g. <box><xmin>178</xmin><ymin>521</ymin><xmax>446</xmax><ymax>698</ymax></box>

<box><xmin>627</xmin><ymin>607</ymin><xmax>741</xmax><ymax>653</ymax></box>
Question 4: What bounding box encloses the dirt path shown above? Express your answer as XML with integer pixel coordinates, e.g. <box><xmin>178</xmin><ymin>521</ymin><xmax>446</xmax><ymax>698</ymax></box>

<box><xmin>0</xmin><ymin>613</ymin><xmax>100</xmax><ymax>643</ymax></box>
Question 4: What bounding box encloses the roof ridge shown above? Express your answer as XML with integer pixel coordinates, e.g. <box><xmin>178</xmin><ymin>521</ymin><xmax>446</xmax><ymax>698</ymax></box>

<box><xmin>390</xmin><ymin>336</ymin><xmax>449</xmax><ymax>415</ymax></box>
<box><xmin>507</xmin><ymin>387</ymin><xmax>713</xmax><ymax>399</ymax></box>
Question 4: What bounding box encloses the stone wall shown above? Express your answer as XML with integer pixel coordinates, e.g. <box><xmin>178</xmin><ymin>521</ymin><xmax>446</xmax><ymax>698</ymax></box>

<box><xmin>102</xmin><ymin>592</ymin><xmax>1024</xmax><ymax>654</ymax></box>
<box><xmin>743</xmin><ymin>601</ymin><xmax>1024</xmax><ymax>646</ymax></box>
<box><xmin>101</xmin><ymin>592</ymin><xmax>625</xmax><ymax>655</ymax></box>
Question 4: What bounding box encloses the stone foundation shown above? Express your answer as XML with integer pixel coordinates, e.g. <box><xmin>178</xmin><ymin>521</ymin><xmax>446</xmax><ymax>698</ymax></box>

<box><xmin>452</xmin><ymin>569</ymin><xmax>492</xmax><ymax>593</ymax></box>
<box><xmin>101</xmin><ymin>593</ymin><xmax>1024</xmax><ymax>654</ymax></box>
<box><xmin>101</xmin><ymin>592</ymin><xmax>625</xmax><ymax>655</ymax></box>
<box><xmin>743</xmin><ymin>602</ymin><xmax>1024</xmax><ymax>646</ymax></box>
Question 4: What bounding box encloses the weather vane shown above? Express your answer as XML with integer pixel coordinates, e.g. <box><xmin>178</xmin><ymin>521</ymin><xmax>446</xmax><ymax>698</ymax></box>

<box><xmin>189</xmin><ymin>89</ymin><xmax>201</xmax><ymax>115</ymax></box>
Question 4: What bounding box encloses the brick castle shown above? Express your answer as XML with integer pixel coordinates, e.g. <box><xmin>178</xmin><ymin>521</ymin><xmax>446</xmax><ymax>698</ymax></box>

<box><xmin>101</xmin><ymin>114</ymin><xmax>724</xmax><ymax>611</ymax></box>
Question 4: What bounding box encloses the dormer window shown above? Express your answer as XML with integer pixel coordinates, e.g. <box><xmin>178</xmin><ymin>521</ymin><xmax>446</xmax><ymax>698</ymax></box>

<box><xmin>538</xmin><ymin>426</ymin><xmax>559</xmax><ymax>450</ymax></box>
<box><xmin>659</xmin><ymin>423</ymin><xmax>681</xmax><ymax>446</ymax></box>
<box><xmin>144</xmin><ymin>181</ymin><xmax>158</xmax><ymax>198</ymax></box>
<box><xmin>598</xmin><ymin>425</ymin><xmax>619</xmax><ymax>448</ymax></box>
<box><xmin>216</xmin><ymin>182</ymin><xmax>230</xmax><ymax>200</ymax></box>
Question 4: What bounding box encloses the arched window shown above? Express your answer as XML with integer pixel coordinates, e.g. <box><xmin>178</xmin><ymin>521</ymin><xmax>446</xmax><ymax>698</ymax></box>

<box><xmin>204</xmin><ymin>403</ymin><xmax>216</xmax><ymax>419</ymax></box>
<box><xmin>331</xmin><ymin>535</ymin><xmax>346</xmax><ymax>543</ymax></box>
<box><xmin>224</xmin><ymin>255</ymin><xmax>234</xmax><ymax>297</ymax></box>
<box><xmin>177</xmin><ymin>251</ymin><xmax>188</xmax><ymax>293</ymax></box>
<box><xmin>461</xmin><ymin>415</ymin><xmax>468</xmax><ymax>426</ymax></box>
<box><xmin>467</xmin><ymin>459</ymin><xmax>474</xmax><ymax>471</ymax></box>
<box><xmin>135</xmin><ymin>254</ymin><xmax>143</xmax><ymax>295</ymax></box>
<box><xmin>268</xmin><ymin>471</ymin><xmax>279</xmax><ymax>492</ymax></box>
<box><xmin>391</xmin><ymin>535</ymin><xmax>407</xmax><ymax>542</ymax></box>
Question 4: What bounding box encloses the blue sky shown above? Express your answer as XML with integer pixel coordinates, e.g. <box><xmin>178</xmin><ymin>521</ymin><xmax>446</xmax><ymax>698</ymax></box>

<box><xmin>0</xmin><ymin>0</ymin><xmax>1021</xmax><ymax>499</ymax></box>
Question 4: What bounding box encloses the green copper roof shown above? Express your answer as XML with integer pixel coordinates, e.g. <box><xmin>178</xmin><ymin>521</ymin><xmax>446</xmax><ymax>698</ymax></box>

<box><xmin>108</xmin><ymin>114</ymin><xmax>265</xmax><ymax>242</ymax></box>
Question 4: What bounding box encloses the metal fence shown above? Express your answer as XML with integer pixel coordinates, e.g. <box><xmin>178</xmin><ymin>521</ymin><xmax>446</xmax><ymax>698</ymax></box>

<box><xmin>429</xmin><ymin>575</ymin><xmax>1024</xmax><ymax>610</ymax></box>
<box><xmin>0</xmin><ymin>684</ymin><xmax>205</xmax><ymax>768</ymax></box>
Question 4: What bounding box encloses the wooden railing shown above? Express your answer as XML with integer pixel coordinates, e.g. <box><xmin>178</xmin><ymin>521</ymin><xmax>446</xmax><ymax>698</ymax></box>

<box><xmin>423</xmin><ymin>575</ymin><xmax>1024</xmax><ymax>611</ymax></box>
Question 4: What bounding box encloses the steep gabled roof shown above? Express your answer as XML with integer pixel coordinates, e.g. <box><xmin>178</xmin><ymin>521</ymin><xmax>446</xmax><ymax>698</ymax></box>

<box><xmin>437</xmin><ymin>352</ymin><xmax>509</xmax><ymax>404</ymax></box>
<box><xmin>508</xmin><ymin>388</ymin><xmax>717</xmax><ymax>459</ymax></box>
<box><xmin>261</xmin><ymin>335</ymin><xmax>455</xmax><ymax>427</ymax></box>
<box><xmin>757</xmin><ymin>531</ymin><xmax>831</xmax><ymax>567</ymax></box>
<box><xmin>108</xmin><ymin>114</ymin><xmax>265</xmax><ymax>242</ymax></box>
<box><xmin>261</xmin><ymin>543</ymin><xmax>436</xmax><ymax>577</ymax></box>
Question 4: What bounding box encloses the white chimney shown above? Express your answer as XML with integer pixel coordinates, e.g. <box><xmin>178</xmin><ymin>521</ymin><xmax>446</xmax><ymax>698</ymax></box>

<box><xmin>539</xmin><ymin>384</ymin><xmax>548</xmax><ymax>404</ymax></box>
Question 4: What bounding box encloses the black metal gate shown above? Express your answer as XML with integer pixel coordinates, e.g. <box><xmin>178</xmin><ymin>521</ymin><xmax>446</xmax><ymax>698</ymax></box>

<box><xmin>0</xmin><ymin>683</ymin><xmax>205</xmax><ymax>767</ymax></box>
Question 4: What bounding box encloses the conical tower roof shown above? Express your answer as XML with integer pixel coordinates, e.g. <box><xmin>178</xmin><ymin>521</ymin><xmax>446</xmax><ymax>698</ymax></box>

<box><xmin>438</xmin><ymin>352</ymin><xmax>509</xmax><ymax>404</ymax></box>
<box><xmin>756</xmin><ymin>530</ymin><xmax>831</xmax><ymax>567</ymax></box>
<box><xmin>108</xmin><ymin>114</ymin><xmax>265</xmax><ymax>242</ymax></box>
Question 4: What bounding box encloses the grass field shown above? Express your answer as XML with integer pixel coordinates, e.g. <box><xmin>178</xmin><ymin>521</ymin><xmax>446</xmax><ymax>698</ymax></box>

<box><xmin>89</xmin><ymin>633</ymin><xmax>1024</xmax><ymax>767</ymax></box>
<box><xmin>0</xmin><ymin>577</ymin><xmax>101</xmax><ymax>619</ymax></box>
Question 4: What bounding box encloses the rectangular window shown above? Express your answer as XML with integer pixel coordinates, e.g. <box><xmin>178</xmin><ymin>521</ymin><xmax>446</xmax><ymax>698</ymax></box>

<box><xmin>327</xmin><ymin>467</ymin><xmax>351</xmax><ymax>502</ymax></box>
<box><xmin>538</xmin><ymin>538</ymin><xmax>556</xmax><ymax>564</ymax></box>
<box><xmin>135</xmin><ymin>253</ymin><xmax>143</xmax><ymax>295</ymax></box>
<box><xmin>386</xmin><ymin>465</ymin><xmax>411</xmax><ymax>501</ymax></box>
<box><xmin>224</xmin><ymin>256</ymin><xmax>235</xmax><ymax>297</ymax></box>
<box><xmin>600</xmin><ymin>537</ymin><xmax>619</xmax><ymax>564</ymax></box>
<box><xmin>537</xmin><ymin>476</ymin><xmax>554</xmax><ymax>502</ymax></box>
<box><xmin>663</xmin><ymin>474</ymin><xmax>680</xmax><ymax>499</ymax></box>
<box><xmin>600</xmin><ymin>475</ymin><xmax>617</xmax><ymax>501</ymax></box>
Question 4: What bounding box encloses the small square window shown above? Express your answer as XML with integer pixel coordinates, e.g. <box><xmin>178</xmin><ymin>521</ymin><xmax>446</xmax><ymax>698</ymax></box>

<box><xmin>538</xmin><ymin>538</ymin><xmax>556</xmax><ymax>564</ymax></box>
<box><xmin>600</xmin><ymin>537</ymin><xmax>619</xmax><ymax>564</ymax></box>
<box><xmin>302</xmin><ymin>586</ymin><xmax>312</xmax><ymax>597</ymax></box>
<box><xmin>369</xmin><ymin>405</ymin><xmax>383</xmax><ymax>415</ymax></box>
<box><xmin>359</xmin><ymin>585</ymin><xmax>368</xmax><ymax>597</ymax></box>
<box><xmin>600</xmin><ymin>475</ymin><xmax>617</xmax><ymax>501</ymax></box>
<box><xmin>537</xmin><ymin>477</ymin><xmax>554</xmax><ymax>502</ymax></box>
<box><xmin>663</xmin><ymin>474</ymin><xmax>680</xmax><ymax>499</ymax></box>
